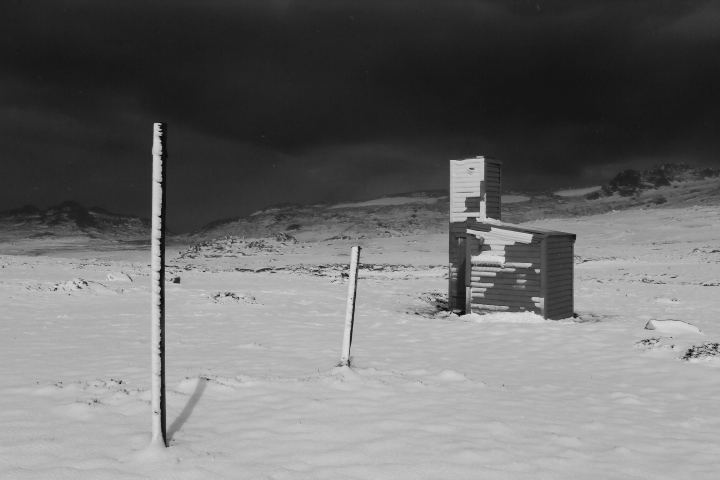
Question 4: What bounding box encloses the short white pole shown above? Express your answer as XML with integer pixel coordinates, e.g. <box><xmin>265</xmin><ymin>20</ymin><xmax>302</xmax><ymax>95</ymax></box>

<box><xmin>339</xmin><ymin>246</ymin><xmax>361</xmax><ymax>367</ymax></box>
<box><xmin>150</xmin><ymin>122</ymin><xmax>167</xmax><ymax>447</ymax></box>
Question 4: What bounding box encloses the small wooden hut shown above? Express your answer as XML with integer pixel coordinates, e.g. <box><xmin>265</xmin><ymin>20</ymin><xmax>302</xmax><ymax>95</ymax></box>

<box><xmin>448</xmin><ymin>157</ymin><xmax>576</xmax><ymax>319</ymax></box>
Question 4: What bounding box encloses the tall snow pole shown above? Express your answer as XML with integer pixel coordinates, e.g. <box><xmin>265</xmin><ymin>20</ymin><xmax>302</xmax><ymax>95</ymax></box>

<box><xmin>339</xmin><ymin>246</ymin><xmax>361</xmax><ymax>367</ymax></box>
<box><xmin>150</xmin><ymin>122</ymin><xmax>167</xmax><ymax>447</ymax></box>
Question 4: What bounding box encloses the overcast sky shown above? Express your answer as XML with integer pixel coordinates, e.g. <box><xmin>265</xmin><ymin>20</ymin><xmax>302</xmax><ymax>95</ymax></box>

<box><xmin>1</xmin><ymin>0</ymin><xmax>719</xmax><ymax>231</ymax></box>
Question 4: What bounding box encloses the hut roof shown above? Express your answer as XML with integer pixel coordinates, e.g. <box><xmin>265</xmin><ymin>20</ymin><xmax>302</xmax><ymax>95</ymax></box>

<box><xmin>466</xmin><ymin>220</ymin><xmax>576</xmax><ymax>241</ymax></box>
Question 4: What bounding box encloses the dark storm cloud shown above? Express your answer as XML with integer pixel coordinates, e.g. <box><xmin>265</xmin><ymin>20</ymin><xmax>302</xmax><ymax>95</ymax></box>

<box><xmin>1</xmin><ymin>1</ymin><xmax>719</xmax><ymax>230</ymax></box>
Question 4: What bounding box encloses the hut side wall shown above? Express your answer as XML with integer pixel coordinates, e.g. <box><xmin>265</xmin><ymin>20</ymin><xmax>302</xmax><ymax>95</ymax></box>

<box><xmin>484</xmin><ymin>159</ymin><xmax>502</xmax><ymax>221</ymax></box>
<box><xmin>544</xmin><ymin>236</ymin><xmax>575</xmax><ymax>319</ymax></box>
<box><xmin>448</xmin><ymin>232</ymin><xmax>466</xmax><ymax>310</ymax></box>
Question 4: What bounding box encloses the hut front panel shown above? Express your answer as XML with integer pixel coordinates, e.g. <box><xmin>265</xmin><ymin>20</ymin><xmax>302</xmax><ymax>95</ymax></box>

<box><xmin>468</xmin><ymin>230</ymin><xmax>542</xmax><ymax>314</ymax></box>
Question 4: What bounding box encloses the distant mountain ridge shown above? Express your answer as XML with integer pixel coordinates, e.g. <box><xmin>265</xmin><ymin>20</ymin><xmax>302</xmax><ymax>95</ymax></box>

<box><xmin>1</xmin><ymin>163</ymin><xmax>719</xmax><ymax>246</ymax></box>
<box><xmin>0</xmin><ymin>201</ymin><xmax>151</xmax><ymax>241</ymax></box>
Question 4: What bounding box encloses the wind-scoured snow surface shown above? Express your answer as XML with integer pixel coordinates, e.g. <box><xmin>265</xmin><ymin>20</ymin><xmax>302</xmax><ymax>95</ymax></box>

<box><xmin>328</xmin><ymin>196</ymin><xmax>443</xmax><ymax>209</ymax></box>
<box><xmin>2</xmin><ymin>207</ymin><xmax>720</xmax><ymax>479</ymax></box>
<box><xmin>554</xmin><ymin>186</ymin><xmax>602</xmax><ymax>197</ymax></box>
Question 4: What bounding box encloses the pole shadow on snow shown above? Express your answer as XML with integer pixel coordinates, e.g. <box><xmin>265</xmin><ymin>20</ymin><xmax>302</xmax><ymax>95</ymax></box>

<box><xmin>167</xmin><ymin>378</ymin><xmax>208</xmax><ymax>442</ymax></box>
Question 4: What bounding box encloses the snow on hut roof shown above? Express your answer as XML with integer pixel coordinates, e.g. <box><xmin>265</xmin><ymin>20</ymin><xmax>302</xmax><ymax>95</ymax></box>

<box><xmin>466</xmin><ymin>220</ymin><xmax>576</xmax><ymax>241</ymax></box>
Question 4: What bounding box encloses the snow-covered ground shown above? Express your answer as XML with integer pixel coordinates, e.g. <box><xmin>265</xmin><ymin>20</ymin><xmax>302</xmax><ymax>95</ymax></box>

<box><xmin>329</xmin><ymin>196</ymin><xmax>444</xmax><ymax>209</ymax></box>
<box><xmin>500</xmin><ymin>195</ymin><xmax>531</xmax><ymax>204</ymax></box>
<box><xmin>554</xmin><ymin>186</ymin><xmax>601</xmax><ymax>197</ymax></box>
<box><xmin>2</xmin><ymin>206</ymin><xmax>720</xmax><ymax>479</ymax></box>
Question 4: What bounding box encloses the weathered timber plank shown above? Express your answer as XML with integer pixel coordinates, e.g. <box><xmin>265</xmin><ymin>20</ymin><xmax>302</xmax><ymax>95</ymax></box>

<box><xmin>540</xmin><ymin>238</ymin><xmax>548</xmax><ymax>318</ymax></box>
<box><xmin>547</xmin><ymin>275</ymin><xmax>573</xmax><ymax>285</ymax></box>
<box><xmin>480</xmin><ymin>240</ymin><xmax>521</xmax><ymax>245</ymax></box>
<box><xmin>472</xmin><ymin>278</ymin><xmax>541</xmax><ymax>286</ymax></box>
<box><xmin>503</xmin><ymin>262</ymin><xmax>540</xmax><ymax>269</ymax></box>
<box><xmin>547</xmin><ymin>266</ymin><xmax>573</xmax><ymax>275</ymax></box>
<box><xmin>471</xmin><ymin>281</ymin><xmax>541</xmax><ymax>288</ymax></box>
<box><xmin>547</xmin><ymin>271</ymin><xmax>573</xmax><ymax>280</ymax></box>
<box><xmin>547</xmin><ymin>284</ymin><xmax>573</xmax><ymax>294</ymax></box>
<box><xmin>472</xmin><ymin>291</ymin><xmax>541</xmax><ymax>301</ymax></box>
<box><xmin>546</xmin><ymin>238</ymin><xmax>572</xmax><ymax>246</ymax></box>
<box><xmin>547</xmin><ymin>299</ymin><xmax>573</xmax><ymax>312</ymax></box>
<box><xmin>547</xmin><ymin>267</ymin><xmax>573</xmax><ymax>276</ymax></box>
<box><xmin>471</xmin><ymin>270</ymin><xmax>540</xmax><ymax>277</ymax></box>
<box><xmin>473</xmin><ymin>298</ymin><xmax>542</xmax><ymax>308</ymax></box>
<box><xmin>472</xmin><ymin>304</ymin><xmax>528</xmax><ymax>313</ymax></box>
<box><xmin>548</xmin><ymin>290</ymin><xmax>573</xmax><ymax>301</ymax></box>
<box><xmin>548</xmin><ymin>245</ymin><xmax>573</xmax><ymax>252</ymax></box>
<box><xmin>471</xmin><ymin>273</ymin><xmax>540</xmax><ymax>281</ymax></box>
<box><xmin>474</xmin><ymin>291</ymin><xmax>542</xmax><ymax>300</ymax></box>
<box><xmin>471</xmin><ymin>280</ymin><xmax>540</xmax><ymax>292</ymax></box>
<box><xmin>472</xmin><ymin>267</ymin><xmax>541</xmax><ymax>274</ymax></box>
<box><xmin>547</xmin><ymin>256</ymin><xmax>574</xmax><ymax>263</ymax></box>
<box><xmin>546</xmin><ymin>240</ymin><xmax>572</xmax><ymax>247</ymax></box>
<box><xmin>547</xmin><ymin>309</ymin><xmax>574</xmax><ymax>320</ymax></box>
<box><xmin>502</xmin><ymin>253</ymin><xmax>542</xmax><ymax>260</ymax></box>
<box><xmin>547</xmin><ymin>262</ymin><xmax>573</xmax><ymax>270</ymax></box>
<box><xmin>481</xmin><ymin>244</ymin><xmax>539</xmax><ymax>250</ymax></box>
<box><xmin>451</xmin><ymin>172</ymin><xmax>483</xmax><ymax>177</ymax></box>
<box><xmin>472</xmin><ymin>295</ymin><xmax>541</xmax><ymax>306</ymax></box>
<box><xmin>472</xmin><ymin>286</ymin><xmax>541</xmax><ymax>295</ymax></box>
<box><xmin>547</xmin><ymin>250</ymin><xmax>574</xmax><ymax>258</ymax></box>
<box><xmin>471</xmin><ymin>281</ymin><xmax>540</xmax><ymax>289</ymax></box>
<box><xmin>546</xmin><ymin>306</ymin><xmax>574</xmax><ymax>319</ymax></box>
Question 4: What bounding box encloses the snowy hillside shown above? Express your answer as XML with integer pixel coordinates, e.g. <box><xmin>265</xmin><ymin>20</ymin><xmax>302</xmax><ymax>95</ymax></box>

<box><xmin>1</xmin><ymin>202</ymin><xmax>720</xmax><ymax>478</ymax></box>
<box><xmin>2</xmin><ymin>164</ymin><xmax>719</xmax><ymax>249</ymax></box>
<box><xmin>191</xmin><ymin>163</ymin><xmax>720</xmax><ymax>241</ymax></box>
<box><xmin>0</xmin><ymin>201</ymin><xmax>152</xmax><ymax>255</ymax></box>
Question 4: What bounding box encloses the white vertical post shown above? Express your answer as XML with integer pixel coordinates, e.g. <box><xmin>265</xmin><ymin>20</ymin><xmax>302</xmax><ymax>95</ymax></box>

<box><xmin>150</xmin><ymin>122</ymin><xmax>167</xmax><ymax>447</ymax></box>
<box><xmin>338</xmin><ymin>246</ymin><xmax>361</xmax><ymax>367</ymax></box>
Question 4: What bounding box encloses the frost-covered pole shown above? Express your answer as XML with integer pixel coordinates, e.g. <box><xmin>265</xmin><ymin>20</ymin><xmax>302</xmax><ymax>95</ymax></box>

<box><xmin>150</xmin><ymin>122</ymin><xmax>167</xmax><ymax>447</ymax></box>
<box><xmin>339</xmin><ymin>246</ymin><xmax>361</xmax><ymax>367</ymax></box>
